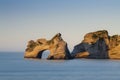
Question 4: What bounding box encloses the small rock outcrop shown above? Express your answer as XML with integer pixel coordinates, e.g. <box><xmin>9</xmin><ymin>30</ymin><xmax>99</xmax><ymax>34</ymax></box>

<box><xmin>24</xmin><ymin>33</ymin><xmax>71</xmax><ymax>59</ymax></box>
<box><xmin>71</xmin><ymin>30</ymin><xmax>120</xmax><ymax>59</ymax></box>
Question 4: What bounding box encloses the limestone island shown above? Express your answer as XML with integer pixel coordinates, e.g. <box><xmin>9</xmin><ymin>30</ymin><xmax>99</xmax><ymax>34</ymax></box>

<box><xmin>24</xmin><ymin>30</ymin><xmax>120</xmax><ymax>60</ymax></box>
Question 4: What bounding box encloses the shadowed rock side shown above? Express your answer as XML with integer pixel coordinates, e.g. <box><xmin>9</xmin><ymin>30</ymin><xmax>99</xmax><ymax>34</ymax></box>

<box><xmin>71</xmin><ymin>30</ymin><xmax>120</xmax><ymax>59</ymax></box>
<box><xmin>24</xmin><ymin>33</ymin><xmax>71</xmax><ymax>59</ymax></box>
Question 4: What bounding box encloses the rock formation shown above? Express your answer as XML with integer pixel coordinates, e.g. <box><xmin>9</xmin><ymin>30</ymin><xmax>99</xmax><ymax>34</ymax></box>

<box><xmin>24</xmin><ymin>33</ymin><xmax>71</xmax><ymax>59</ymax></box>
<box><xmin>71</xmin><ymin>30</ymin><xmax>120</xmax><ymax>59</ymax></box>
<box><xmin>24</xmin><ymin>30</ymin><xmax>120</xmax><ymax>60</ymax></box>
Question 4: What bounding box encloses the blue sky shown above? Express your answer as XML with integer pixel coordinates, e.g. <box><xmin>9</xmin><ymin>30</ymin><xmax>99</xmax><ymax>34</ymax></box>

<box><xmin>0</xmin><ymin>0</ymin><xmax>120</xmax><ymax>52</ymax></box>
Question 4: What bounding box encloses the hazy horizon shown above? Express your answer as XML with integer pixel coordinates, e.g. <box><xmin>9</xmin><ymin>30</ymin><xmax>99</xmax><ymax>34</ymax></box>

<box><xmin>0</xmin><ymin>0</ymin><xmax>120</xmax><ymax>52</ymax></box>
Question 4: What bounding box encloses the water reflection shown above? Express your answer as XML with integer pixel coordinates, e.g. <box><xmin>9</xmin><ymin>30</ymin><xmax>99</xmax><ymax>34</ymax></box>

<box><xmin>24</xmin><ymin>58</ymin><xmax>66</xmax><ymax>63</ymax></box>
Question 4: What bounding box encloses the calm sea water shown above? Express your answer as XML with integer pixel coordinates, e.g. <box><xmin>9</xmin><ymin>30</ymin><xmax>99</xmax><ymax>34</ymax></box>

<box><xmin>0</xmin><ymin>52</ymin><xmax>120</xmax><ymax>80</ymax></box>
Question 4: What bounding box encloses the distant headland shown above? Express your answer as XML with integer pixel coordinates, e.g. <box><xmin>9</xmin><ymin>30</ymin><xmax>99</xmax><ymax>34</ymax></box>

<box><xmin>24</xmin><ymin>30</ymin><xmax>120</xmax><ymax>60</ymax></box>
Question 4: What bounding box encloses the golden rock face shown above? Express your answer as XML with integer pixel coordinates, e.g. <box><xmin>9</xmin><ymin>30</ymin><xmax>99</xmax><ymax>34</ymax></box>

<box><xmin>24</xmin><ymin>33</ymin><xmax>71</xmax><ymax>59</ymax></box>
<box><xmin>82</xmin><ymin>30</ymin><xmax>109</xmax><ymax>45</ymax></box>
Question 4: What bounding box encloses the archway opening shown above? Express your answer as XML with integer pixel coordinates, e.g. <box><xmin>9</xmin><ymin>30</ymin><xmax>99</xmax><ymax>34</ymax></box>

<box><xmin>41</xmin><ymin>50</ymin><xmax>50</xmax><ymax>59</ymax></box>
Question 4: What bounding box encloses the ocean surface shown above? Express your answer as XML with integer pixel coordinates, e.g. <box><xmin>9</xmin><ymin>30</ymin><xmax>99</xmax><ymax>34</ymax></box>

<box><xmin>0</xmin><ymin>52</ymin><xmax>120</xmax><ymax>80</ymax></box>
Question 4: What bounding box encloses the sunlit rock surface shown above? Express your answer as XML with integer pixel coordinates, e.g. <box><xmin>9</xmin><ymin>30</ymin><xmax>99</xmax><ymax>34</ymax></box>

<box><xmin>24</xmin><ymin>33</ymin><xmax>71</xmax><ymax>59</ymax></box>
<box><xmin>71</xmin><ymin>30</ymin><xmax>120</xmax><ymax>59</ymax></box>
